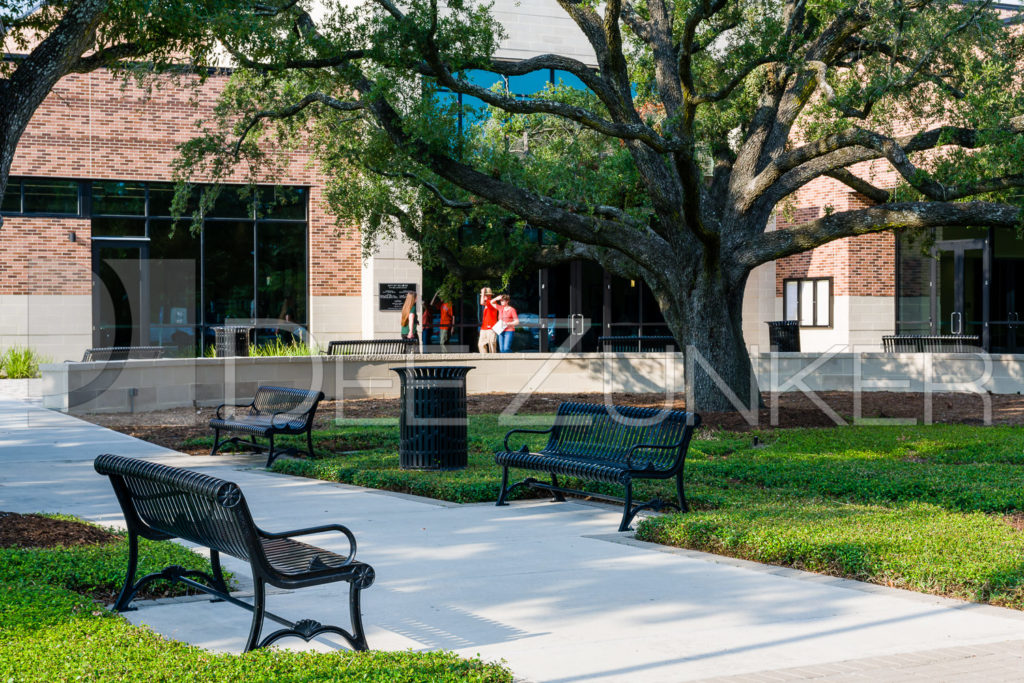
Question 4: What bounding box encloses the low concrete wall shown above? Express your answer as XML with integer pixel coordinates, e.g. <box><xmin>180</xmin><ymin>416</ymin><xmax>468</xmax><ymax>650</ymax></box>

<box><xmin>38</xmin><ymin>350</ymin><xmax>1023</xmax><ymax>414</ymax></box>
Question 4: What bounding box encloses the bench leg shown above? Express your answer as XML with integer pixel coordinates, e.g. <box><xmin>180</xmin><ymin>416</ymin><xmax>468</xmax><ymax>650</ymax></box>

<box><xmin>550</xmin><ymin>473</ymin><xmax>567</xmax><ymax>502</ymax></box>
<box><xmin>211</xmin><ymin>429</ymin><xmax>221</xmax><ymax>455</ymax></box>
<box><xmin>209</xmin><ymin>549</ymin><xmax>230</xmax><ymax>598</ymax></box>
<box><xmin>244</xmin><ymin>579</ymin><xmax>266</xmax><ymax>653</ymax></box>
<box><xmin>265</xmin><ymin>434</ymin><xmax>276</xmax><ymax>468</ymax></box>
<box><xmin>675</xmin><ymin>472</ymin><xmax>689</xmax><ymax>513</ymax></box>
<box><xmin>306</xmin><ymin>429</ymin><xmax>316</xmax><ymax>459</ymax></box>
<box><xmin>113</xmin><ymin>531</ymin><xmax>140</xmax><ymax>612</ymax></box>
<box><xmin>618</xmin><ymin>480</ymin><xmax>636</xmax><ymax>532</ymax></box>
<box><xmin>347</xmin><ymin>579</ymin><xmax>370</xmax><ymax>651</ymax></box>
<box><xmin>496</xmin><ymin>465</ymin><xmax>511</xmax><ymax>506</ymax></box>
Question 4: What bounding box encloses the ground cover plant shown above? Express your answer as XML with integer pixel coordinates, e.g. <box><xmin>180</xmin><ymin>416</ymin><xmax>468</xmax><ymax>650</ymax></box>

<box><xmin>217</xmin><ymin>417</ymin><xmax>1024</xmax><ymax>608</ymax></box>
<box><xmin>0</xmin><ymin>513</ymin><xmax>511</xmax><ymax>682</ymax></box>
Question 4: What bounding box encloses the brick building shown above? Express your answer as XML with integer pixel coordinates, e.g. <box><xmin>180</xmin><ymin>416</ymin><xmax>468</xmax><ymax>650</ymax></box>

<box><xmin>3</xmin><ymin>1</ymin><xmax>1000</xmax><ymax>360</ymax></box>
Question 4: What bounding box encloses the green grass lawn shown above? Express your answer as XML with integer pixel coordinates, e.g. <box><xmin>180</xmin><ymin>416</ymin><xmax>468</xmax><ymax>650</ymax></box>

<box><xmin>0</xmin><ymin>520</ymin><xmax>511</xmax><ymax>681</ymax></box>
<box><xmin>183</xmin><ymin>417</ymin><xmax>1024</xmax><ymax>609</ymax></box>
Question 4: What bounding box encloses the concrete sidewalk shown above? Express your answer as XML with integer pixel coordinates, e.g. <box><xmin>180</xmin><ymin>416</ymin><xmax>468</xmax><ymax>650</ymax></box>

<box><xmin>2</xmin><ymin>394</ymin><xmax>1023</xmax><ymax>682</ymax></box>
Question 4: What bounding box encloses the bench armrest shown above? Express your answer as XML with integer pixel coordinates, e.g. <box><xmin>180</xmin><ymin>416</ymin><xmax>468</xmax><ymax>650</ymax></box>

<box><xmin>260</xmin><ymin>523</ymin><xmax>357</xmax><ymax>566</ymax></box>
<box><xmin>625</xmin><ymin>440</ymin><xmax>685</xmax><ymax>470</ymax></box>
<box><xmin>270</xmin><ymin>409</ymin><xmax>305</xmax><ymax>429</ymax></box>
<box><xmin>503</xmin><ymin>426</ymin><xmax>555</xmax><ymax>452</ymax></box>
<box><xmin>215</xmin><ymin>401</ymin><xmax>254</xmax><ymax>420</ymax></box>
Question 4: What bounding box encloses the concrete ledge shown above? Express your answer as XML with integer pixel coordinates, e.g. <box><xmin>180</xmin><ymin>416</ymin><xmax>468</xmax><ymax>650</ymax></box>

<box><xmin>38</xmin><ymin>350</ymin><xmax>1024</xmax><ymax>414</ymax></box>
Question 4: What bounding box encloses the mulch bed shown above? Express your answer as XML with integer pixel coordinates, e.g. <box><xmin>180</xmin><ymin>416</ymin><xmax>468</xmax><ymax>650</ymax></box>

<box><xmin>78</xmin><ymin>390</ymin><xmax>1021</xmax><ymax>455</ymax></box>
<box><xmin>0</xmin><ymin>511</ymin><xmax>118</xmax><ymax>548</ymax></box>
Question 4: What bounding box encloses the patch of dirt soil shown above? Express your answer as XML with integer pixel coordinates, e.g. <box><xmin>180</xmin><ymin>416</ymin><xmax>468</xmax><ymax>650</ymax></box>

<box><xmin>0</xmin><ymin>511</ymin><xmax>118</xmax><ymax>548</ymax></box>
<box><xmin>80</xmin><ymin>390</ymin><xmax>1024</xmax><ymax>454</ymax></box>
<box><xmin>1005</xmin><ymin>514</ymin><xmax>1024</xmax><ymax>532</ymax></box>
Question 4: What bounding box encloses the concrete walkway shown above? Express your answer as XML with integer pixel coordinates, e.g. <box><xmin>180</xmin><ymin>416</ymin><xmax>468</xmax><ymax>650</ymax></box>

<box><xmin>2</xmin><ymin>395</ymin><xmax>1023</xmax><ymax>682</ymax></box>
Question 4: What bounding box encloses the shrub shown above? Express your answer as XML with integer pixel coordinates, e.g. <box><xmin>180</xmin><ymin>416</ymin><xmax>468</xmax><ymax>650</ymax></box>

<box><xmin>0</xmin><ymin>346</ymin><xmax>47</xmax><ymax>379</ymax></box>
<box><xmin>248</xmin><ymin>338</ymin><xmax>316</xmax><ymax>356</ymax></box>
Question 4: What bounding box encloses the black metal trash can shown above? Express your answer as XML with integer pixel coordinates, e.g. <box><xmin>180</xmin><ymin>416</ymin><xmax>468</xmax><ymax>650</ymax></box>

<box><xmin>391</xmin><ymin>366</ymin><xmax>474</xmax><ymax>470</ymax></box>
<box><xmin>766</xmin><ymin>320</ymin><xmax>800</xmax><ymax>352</ymax></box>
<box><xmin>214</xmin><ymin>326</ymin><xmax>253</xmax><ymax>357</ymax></box>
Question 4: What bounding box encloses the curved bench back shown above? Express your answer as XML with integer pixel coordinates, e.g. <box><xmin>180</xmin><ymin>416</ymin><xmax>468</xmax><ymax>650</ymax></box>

<box><xmin>95</xmin><ymin>454</ymin><xmax>258</xmax><ymax>562</ymax></box>
<box><xmin>251</xmin><ymin>387</ymin><xmax>324</xmax><ymax>424</ymax></box>
<box><xmin>548</xmin><ymin>402</ymin><xmax>700</xmax><ymax>470</ymax></box>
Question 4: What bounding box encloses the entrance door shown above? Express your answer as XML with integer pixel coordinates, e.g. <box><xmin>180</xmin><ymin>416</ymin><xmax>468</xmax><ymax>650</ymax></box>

<box><xmin>543</xmin><ymin>261</ymin><xmax>604</xmax><ymax>351</ymax></box>
<box><xmin>92</xmin><ymin>241</ymin><xmax>149</xmax><ymax>348</ymax></box>
<box><xmin>932</xmin><ymin>239</ymin><xmax>986</xmax><ymax>344</ymax></box>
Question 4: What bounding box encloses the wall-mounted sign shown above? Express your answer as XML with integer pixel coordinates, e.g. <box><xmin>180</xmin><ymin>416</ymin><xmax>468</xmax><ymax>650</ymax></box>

<box><xmin>379</xmin><ymin>283</ymin><xmax>417</xmax><ymax>312</ymax></box>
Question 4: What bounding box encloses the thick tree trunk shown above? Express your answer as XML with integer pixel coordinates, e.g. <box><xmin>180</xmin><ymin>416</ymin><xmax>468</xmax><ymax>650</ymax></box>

<box><xmin>655</xmin><ymin>269</ymin><xmax>761</xmax><ymax>414</ymax></box>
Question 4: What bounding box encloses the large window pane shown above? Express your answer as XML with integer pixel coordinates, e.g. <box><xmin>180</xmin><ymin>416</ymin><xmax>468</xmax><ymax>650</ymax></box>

<box><xmin>784</xmin><ymin>281</ymin><xmax>798</xmax><ymax>320</ymax></box>
<box><xmin>816</xmin><ymin>280</ymin><xmax>830</xmax><ymax>326</ymax></box>
<box><xmin>465</xmin><ymin>69</ymin><xmax>505</xmax><ymax>90</ymax></box>
<box><xmin>257</xmin><ymin>221</ymin><xmax>306</xmax><ymax>326</ymax></box>
<box><xmin>800</xmin><ymin>280</ymin><xmax>814</xmax><ymax>325</ymax></box>
<box><xmin>210</xmin><ymin>186</ymin><xmax>255</xmax><ymax>218</ymax></box>
<box><xmin>92</xmin><ymin>180</ymin><xmax>145</xmax><ymax>215</ymax></box>
<box><xmin>1</xmin><ymin>180</ymin><xmax>19</xmax><ymax>212</ymax></box>
<box><xmin>554</xmin><ymin>70</ymin><xmax>588</xmax><ymax>91</ymax></box>
<box><xmin>23</xmin><ymin>179</ymin><xmax>78</xmax><ymax>214</ymax></box>
<box><xmin>149</xmin><ymin>184</ymin><xmax>200</xmax><ymax>217</ymax></box>
<box><xmin>204</xmin><ymin>220</ymin><xmax>255</xmax><ymax>323</ymax></box>
<box><xmin>92</xmin><ymin>217</ymin><xmax>146</xmax><ymax>237</ymax></box>
<box><xmin>508</xmin><ymin>70</ymin><xmax>550</xmax><ymax>96</ymax></box>
<box><xmin>258</xmin><ymin>186</ymin><xmax>307</xmax><ymax>220</ymax></box>
<box><xmin>149</xmin><ymin>219</ymin><xmax>201</xmax><ymax>354</ymax></box>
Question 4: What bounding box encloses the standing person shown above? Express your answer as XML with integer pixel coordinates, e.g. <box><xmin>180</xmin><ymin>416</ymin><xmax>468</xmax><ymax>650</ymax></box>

<box><xmin>495</xmin><ymin>295</ymin><xmax>520</xmax><ymax>353</ymax></box>
<box><xmin>435</xmin><ymin>293</ymin><xmax>455</xmax><ymax>352</ymax></box>
<box><xmin>400</xmin><ymin>291</ymin><xmax>418</xmax><ymax>340</ymax></box>
<box><xmin>478</xmin><ymin>287</ymin><xmax>498</xmax><ymax>353</ymax></box>
<box><xmin>421</xmin><ymin>299</ymin><xmax>435</xmax><ymax>347</ymax></box>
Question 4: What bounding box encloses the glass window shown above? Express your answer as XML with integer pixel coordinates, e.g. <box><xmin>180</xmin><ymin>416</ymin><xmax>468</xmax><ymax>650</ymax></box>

<box><xmin>203</xmin><ymin>220</ymin><xmax>255</xmax><ymax>323</ymax></box>
<box><xmin>508</xmin><ymin>70</ymin><xmax>551</xmax><ymax>96</ymax></box>
<box><xmin>784</xmin><ymin>278</ymin><xmax>832</xmax><ymax>327</ymax></box>
<box><xmin>1</xmin><ymin>181</ymin><xmax>20</xmax><ymax>212</ymax></box>
<box><xmin>553</xmin><ymin>70</ymin><xmax>588</xmax><ymax>91</ymax></box>
<box><xmin>785</xmin><ymin>281</ymin><xmax>798</xmax><ymax>321</ymax></box>
<box><xmin>209</xmin><ymin>186</ymin><xmax>254</xmax><ymax>219</ymax></box>
<box><xmin>257</xmin><ymin>221</ymin><xmax>306</xmax><ymax>324</ymax></box>
<box><xmin>465</xmin><ymin>69</ymin><xmax>505</xmax><ymax>90</ymax></box>
<box><xmin>149</xmin><ymin>184</ymin><xmax>201</xmax><ymax>217</ymax></box>
<box><xmin>816</xmin><ymin>280</ymin><xmax>830</xmax><ymax>325</ymax></box>
<box><xmin>22</xmin><ymin>179</ymin><xmax>78</xmax><ymax>214</ymax></box>
<box><xmin>461</xmin><ymin>95</ymin><xmax>490</xmax><ymax>127</ymax></box>
<box><xmin>92</xmin><ymin>217</ymin><xmax>146</xmax><ymax>237</ymax></box>
<box><xmin>92</xmin><ymin>180</ymin><xmax>146</xmax><ymax>215</ymax></box>
<box><xmin>800</xmin><ymin>280</ymin><xmax>814</xmax><ymax>325</ymax></box>
<box><xmin>148</xmin><ymin>219</ymin><xmax>201</xmax><ymax>354</ymax></box>
<box><xmin>258</xmin><ymin>186</ymin><xmax>307</xmax><ymax>220</ymax></box>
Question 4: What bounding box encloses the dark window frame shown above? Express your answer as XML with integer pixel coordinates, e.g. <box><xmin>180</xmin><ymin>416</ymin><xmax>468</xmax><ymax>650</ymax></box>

<box><xmin>782</xmin><ymin>276</ymin><xmax>834</xmax><ymax>328</ymax></box>
<box><xmin>1</xmin><ymin>176</ymin><xmax>84</xmax><ymax>217</ymax></box>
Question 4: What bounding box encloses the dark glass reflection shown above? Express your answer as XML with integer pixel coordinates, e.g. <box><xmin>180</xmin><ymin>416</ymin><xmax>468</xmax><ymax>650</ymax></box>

<box><xmin>1</xmin><ymin>181</ymin><xmax>20</xmax><ymax>212</ymax></box>
<box><xmin>92</xmin><ymin>217</ymin><xmax>146</xmax><ymax>237</ymax></box>
<box><xmin>204</xmin><ymin>221</ymin><xmax>255</xmax><ymax>323</ymax></box>
<box><xmin>257</xmin><ymin>221</ymin><xmax>306</xmax><ymax>325</ymax></box>
<box><xmin>23</xmin><ymin>179</ymin><xmax>78</xmax><ymax>214</ymax></box>
<box><xmin>92</xmin><ymin>181</ymin><xmax>146</xmax><ymax>216</ymax></box>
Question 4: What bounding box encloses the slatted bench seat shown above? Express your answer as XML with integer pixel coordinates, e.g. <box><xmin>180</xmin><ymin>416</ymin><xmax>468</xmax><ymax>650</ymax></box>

<box><xmin>882</xmin><ymin>334</ymin><xmax>981</xmax><ymax>352</ymax></box>
<box><xmin>322</xmin><ymin>339</ymin><xmax>416</xmax><ymax>355</ymax></box>
<box><xmin>94</xmin><ymin>454</ymin><xmax>375</xmax><ymax>652</ymax></box>
<box><xmin>495</xmin><ymin>401</ymin><xmax>701</xmax><ymax>531</ymax></box>
<box><xmin>210</xmin><ymin>386</ymin><xmax>324</xmax><ymax>467</ymax></box>
<box><xmin>81</xmin><ymin>345</ymin><xmax>166</xmax><ymax>362</ymax></box>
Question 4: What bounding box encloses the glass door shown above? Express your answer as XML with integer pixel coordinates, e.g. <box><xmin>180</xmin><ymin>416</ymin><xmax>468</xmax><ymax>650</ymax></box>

<box><xmin>932</xmin><ymin>238</ymin><xmax>985</xmax><ymax>341</ymax></box>
<box><xmin>92</xmin><ymin>240</ymin><xmax>149</xmax><ymax>348</ymax></box>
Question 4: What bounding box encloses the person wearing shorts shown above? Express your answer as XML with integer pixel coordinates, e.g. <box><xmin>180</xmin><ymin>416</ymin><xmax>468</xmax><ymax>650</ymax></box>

<box><xmin>477</xmin><ymin>287</ymin><xmax>498</xmax><ymax>353</ymax></box>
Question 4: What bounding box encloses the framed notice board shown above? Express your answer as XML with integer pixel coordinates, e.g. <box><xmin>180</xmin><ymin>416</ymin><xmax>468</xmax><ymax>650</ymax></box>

<box><xmin>379</xmin><ymin>283</ymin><xmax>416</xmax><ymax>311</ymax></box>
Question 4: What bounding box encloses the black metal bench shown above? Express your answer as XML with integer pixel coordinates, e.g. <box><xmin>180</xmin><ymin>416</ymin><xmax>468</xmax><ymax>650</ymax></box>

<box><xmin>94</xmin><ymin>454</ymin><xmax>374</xmax><ymax>652</ymax></box>
<box><xmin>82</xmin><ymin>346</ymin><xmax>166</xmax><ymax>362</ymax></box>
<box><xmin>596</xmin><ymin>336</ymin><xmax>677</xmax><ymax>352</ymax></box>
<box><xmin>322</xmin><ymin>339</ymin><xmax>416</xmax><ymax>355</ymax></box>
<box><xmin>882</xmin><ymin>334</ymin><xmax>982</xmax><ymax>352</ymax></box>
<box><xmin>495</xmin><ymin>401</ymin><xmax>701</xmax><ymax>531</ymax></box>
<box><xmin>210</xmin><ymin>386</ymin><xmax>324</xmax><ymax>467</ymax></box>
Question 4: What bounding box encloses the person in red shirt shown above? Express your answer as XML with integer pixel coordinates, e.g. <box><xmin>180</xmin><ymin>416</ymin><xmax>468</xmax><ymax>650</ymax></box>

<box><xmin>434</xmin><ymin>293</ymin><xmax>455</xmax><ymax>351</ymax></box>
<box><xmin>478</xmin><ymin>287</ymin><xmax>498</xmax><ymax>353</ymax></box>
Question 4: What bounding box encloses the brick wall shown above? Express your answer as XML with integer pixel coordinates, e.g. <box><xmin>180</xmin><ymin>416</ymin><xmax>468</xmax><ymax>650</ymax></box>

<box><xmin>0</xmin><ymin>216</ymin><xmax>92</xmax><ymax>295</ymax></box>
<box><xmin>776</xmin><ymin>176</ymin><xmax>895</xmax><ymax>297</ymax></box>
<box><xmin>6</xmin><ymin>69</ymin><xmax>361</xmax><ymax>297</ymax></box>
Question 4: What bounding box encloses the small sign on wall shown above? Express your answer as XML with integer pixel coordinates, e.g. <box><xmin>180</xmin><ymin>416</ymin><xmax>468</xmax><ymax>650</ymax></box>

<box><xmin>379</xmin><ymin>283</ymin><xmax>417</xmax><ymax>312</ymax></box>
